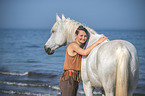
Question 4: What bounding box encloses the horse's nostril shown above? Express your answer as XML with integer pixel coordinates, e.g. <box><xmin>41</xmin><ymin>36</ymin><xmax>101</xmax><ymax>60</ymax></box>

<box><xmin>44</xmin><ymin>45</ymin><xmax>46</xmax><ymax>49</ymax></box>
<box><xmin>47</xmin><ymin>48</ymin><xmax>51</xmax><ymax>52</ymax></box>
<box><xmin>44</xmin><ymin>47</ymin><xmax>54</xmax><ymax>55</ymax></box>
<box><xmin>44</xmin><ymin>45</ymin><xmax>48</xmax><ymax>52</ymax></box>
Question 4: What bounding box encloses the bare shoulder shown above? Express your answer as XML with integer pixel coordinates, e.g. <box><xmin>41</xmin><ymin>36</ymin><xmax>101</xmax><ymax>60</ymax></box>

<box><xmin>67</xmin><ymin>42</ymin><xmax>79</xmax><ymax>56</ymax></box>
<box><xmin>68</xmin><ymin>42</ymin><xmax>79</xmax><ymax>48</ymax></box>
<box><xmin>67</xmin><ymin>42</ymin><xmax>78</xmax><ymax>50</ymax></box>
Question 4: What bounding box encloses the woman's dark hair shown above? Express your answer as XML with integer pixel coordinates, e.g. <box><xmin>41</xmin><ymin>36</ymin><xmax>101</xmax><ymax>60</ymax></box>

<box><xmin>75</xmin><ymin>25</ymin><xmax>90</xmax><ymax>49</ymax></box>
<box><xmin>75</xmin><ymin>25</ymin><xmax>88</xmax><ymax>35</ymax></box>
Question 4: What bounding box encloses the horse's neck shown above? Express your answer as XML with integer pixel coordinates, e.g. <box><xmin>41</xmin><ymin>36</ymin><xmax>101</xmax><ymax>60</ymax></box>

<box><xmin>87</xmin><ymin>34</ymin><xmax>102</xmax><ymax>47</ymax></box>
<box><xmin>86</xmin><ymin>28</ymin><xmax>103</xmax><ymax>47</ymax></box>
<box><xmin>65</xmin><ymin>20</ymin><xmax>81</xmax><ymax>44</ymax></box>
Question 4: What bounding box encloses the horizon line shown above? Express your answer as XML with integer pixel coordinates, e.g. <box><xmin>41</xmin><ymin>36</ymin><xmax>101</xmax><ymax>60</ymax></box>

<box><xmin>0</xmin><ymin>28</ymin><xmax>145</xmax><ymax>32</ymax></box>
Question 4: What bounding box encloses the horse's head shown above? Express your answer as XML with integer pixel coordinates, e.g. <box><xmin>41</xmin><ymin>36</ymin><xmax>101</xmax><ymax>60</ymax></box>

<box><xmin>44</xmin><ymin>14</ymin><xmax>69</xmax><ymax>55</ymax></box>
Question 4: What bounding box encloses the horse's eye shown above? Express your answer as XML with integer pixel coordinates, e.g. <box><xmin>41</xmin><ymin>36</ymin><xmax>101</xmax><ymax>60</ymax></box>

<box><xmin>52</xmin><ymin>30</ymin><xmax>55</xmax><ymax>33</ymax></box>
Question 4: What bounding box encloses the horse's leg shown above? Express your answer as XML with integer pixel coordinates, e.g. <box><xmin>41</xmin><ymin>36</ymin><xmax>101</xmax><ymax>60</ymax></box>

<box><xmin>81</xmin><ymin>57</ymin><xmax>94</xmax><ymax>96</ymax></box>
<box><xmin>101</xmin><ymin>90</ymin><xmax>105</xmax><ymax>96</ymax></box>
<box><xmin>83</xmin><ymin>81</ymin><xmax>94</xmax><ymax>96</ymax></box>
<box><xmin>97</xmin><ymin>57</ymin><xmax>116</xmax><ymax>96</ymax></box>
<box><xmin>102</xmin><ymin>81</ymin><xmax>115</xmax><ymax>96</ymax></box>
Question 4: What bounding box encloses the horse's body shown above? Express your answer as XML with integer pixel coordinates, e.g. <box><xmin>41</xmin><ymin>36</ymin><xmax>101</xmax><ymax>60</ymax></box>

<box><xmin>44</xmin><ymin>14</ymin><xmax>139</xmax><ymax>96</ymax></box>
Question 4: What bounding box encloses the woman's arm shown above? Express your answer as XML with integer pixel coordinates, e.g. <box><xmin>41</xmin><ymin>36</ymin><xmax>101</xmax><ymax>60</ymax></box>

<box><xmin>71</xmin><ymin>36</ymin><xmax>108</xmax><ymax>56</ymax></box>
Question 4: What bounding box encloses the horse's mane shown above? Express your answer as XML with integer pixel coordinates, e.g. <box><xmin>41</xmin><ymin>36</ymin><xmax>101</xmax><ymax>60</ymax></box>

<box><xmin>66</xmin><ymin>19</ymin><xmax>97</xmax><ymax>35</ymax></box>
<box><xmin>65</xmin><ymin>19</ymin><xmax>98</xmax><ymax>43</ymax></box>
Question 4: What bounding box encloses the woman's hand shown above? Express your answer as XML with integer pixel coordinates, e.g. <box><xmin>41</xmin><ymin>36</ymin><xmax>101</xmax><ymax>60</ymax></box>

<box><xmin>97</xmin><ymin>36</ymin><xmax>108</xmax><ymax>44</ymax></box>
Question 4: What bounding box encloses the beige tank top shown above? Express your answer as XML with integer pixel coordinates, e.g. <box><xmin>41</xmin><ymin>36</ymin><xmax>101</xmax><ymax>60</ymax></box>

<box><xmin>63</xmin><ymin>49</ymin><xmax>81</xmax><ymax>71</ymax></box>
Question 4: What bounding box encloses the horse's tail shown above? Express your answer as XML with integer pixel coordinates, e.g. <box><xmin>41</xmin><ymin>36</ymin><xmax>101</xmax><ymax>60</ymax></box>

<box><xmin>115</xmin><ymin>44</ymin><xmax>130</xmax><ymax>96</ymax></box>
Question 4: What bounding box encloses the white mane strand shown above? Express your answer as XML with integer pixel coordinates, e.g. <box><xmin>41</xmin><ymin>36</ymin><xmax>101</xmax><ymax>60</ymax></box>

<box><xmin>64</xmin><ymin>19</ymin><xmax>98</xmax><ymax>44</ymax></box>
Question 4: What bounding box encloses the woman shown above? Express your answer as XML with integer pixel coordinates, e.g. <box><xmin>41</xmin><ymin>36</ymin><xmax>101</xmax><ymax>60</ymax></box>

<box><xmin>59</xmin><ymin>25</ymin><xmax>108</xmax><ymax>96</ymax></box>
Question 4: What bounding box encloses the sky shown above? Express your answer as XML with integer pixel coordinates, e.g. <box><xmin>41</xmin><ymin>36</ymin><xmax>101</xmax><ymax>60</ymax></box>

<box><xmin>0</xmin><ymin>0</ymin><xmax>145</xmax><ymax>30</ymax></box>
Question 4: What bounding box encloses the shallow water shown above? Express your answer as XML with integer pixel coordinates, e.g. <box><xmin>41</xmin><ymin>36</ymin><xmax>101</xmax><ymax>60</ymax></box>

<box><xmin>0</xmin><ymin>29</ymin><xmax>145</xmax><ymax>96</ymax></box>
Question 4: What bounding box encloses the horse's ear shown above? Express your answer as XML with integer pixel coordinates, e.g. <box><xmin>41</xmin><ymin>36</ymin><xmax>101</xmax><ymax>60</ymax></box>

<box><xmin>56</xmin><ymin>14</ymin><xmax>61</xmax><ymax>21</ymax></box>
<box><xmin>62</xmin><ymin>14</ymin><xmax>66</xmax><ymax>21</ymax></box>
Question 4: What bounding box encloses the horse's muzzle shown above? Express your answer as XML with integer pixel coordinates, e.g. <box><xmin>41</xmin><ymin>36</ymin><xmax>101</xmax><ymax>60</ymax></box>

<box><xmin>44</xmin><ymin>45</ymin><xmax>54</xmax><ymax>55</ymax></box>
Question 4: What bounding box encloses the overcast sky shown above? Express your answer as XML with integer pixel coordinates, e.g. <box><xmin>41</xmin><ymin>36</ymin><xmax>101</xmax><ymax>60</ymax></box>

<box><xmin>0</xmin><ymin>0</ymin><xmax>145</xmax><ymax>30</ymax></box>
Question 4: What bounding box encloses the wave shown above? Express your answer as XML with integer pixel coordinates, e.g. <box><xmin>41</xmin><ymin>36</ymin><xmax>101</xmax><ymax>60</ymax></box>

<box><xmin>0</xmin><ymin>90</ymin><xmax>57</xmax><ymax>96</ymax></box>
<box><xmin>0</xmin><ymin>80</ymin><xmax>58</xmax><ymax>91</ymax></box>
<box><xmin>0</xmin><ymin>71</ymin><xmax>28</xmax><ymax>76</ymax></box>
<box><xmin>28</xmin><ymin>72</ymin><xmax>58</xmax><ymax>78</ymax></box>
<box><xmin>139</xmin><ymin>57</ymin><xmax>145</xmax><ymax>61</ymax></box>
<box><xmin>25</xmin><ymin>45</ymin><xmax>40</xmax><ymax>48</ymax></box>
<box><xmin>0</xmin><ymin>80</ymin><xmax>102</xmax><ymax>95</ymax></box>
<box><xmin>0</xmin><ymin>71</ymin><xmax>58</xmax><ymax>78</ymax></box>
<box><xmin>0</xmin><ymin>80</ymin><xmax>51</xmax><ymax>88</ymax></box>
<box><xmin>51</xmin><ymin>86</ymin><xmax>102</xmax><ymax>95</ymax></box>
<box><xmin>24</xmin><ymin>60</ymin><xmax>40</xmax><ymax>63</ymax></box>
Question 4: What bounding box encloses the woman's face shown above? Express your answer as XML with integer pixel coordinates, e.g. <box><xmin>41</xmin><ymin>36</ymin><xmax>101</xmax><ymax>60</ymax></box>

<box><xmin>75</xmin><ymin>30</ymin><xmax>87</xmax><ymax>44</ymax></box>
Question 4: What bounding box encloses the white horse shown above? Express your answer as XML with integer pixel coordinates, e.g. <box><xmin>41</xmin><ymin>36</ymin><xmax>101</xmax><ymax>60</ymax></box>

<box><xmin>44</xmin><ymin>14</ymin><xmax>139</xmax><ymax>96</ymax></box>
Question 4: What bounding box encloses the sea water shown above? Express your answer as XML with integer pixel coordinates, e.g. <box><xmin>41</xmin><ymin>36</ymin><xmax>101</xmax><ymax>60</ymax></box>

<box><xmin>0</xmin><ymin>29</ymin><xmax>145</xmax><ymax>96</ymax></box>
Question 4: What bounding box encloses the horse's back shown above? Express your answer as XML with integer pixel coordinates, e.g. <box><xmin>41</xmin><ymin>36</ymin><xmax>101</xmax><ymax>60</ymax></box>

<box><xmin>97</xmin><ymin>40</ymin><xmax>138</xmax><ymax>60</ymax></box>
<box><xmin>97</xmin><ymin>40</ymin><xmax>139</xmax><ymax>75</ymax></box>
